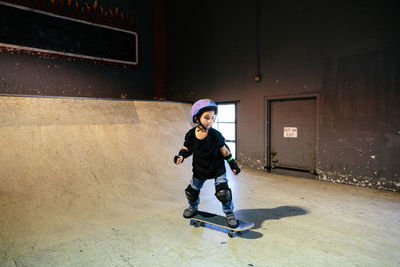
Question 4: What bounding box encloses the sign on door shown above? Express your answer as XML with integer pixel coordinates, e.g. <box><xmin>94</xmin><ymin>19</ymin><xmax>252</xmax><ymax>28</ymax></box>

<box><xmin>284</xmin><ymin>127</ymin><xmax>298</xmax><ymax>138</ymax></box>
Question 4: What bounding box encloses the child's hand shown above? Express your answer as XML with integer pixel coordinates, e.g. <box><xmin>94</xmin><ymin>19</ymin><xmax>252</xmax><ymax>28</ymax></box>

<box><xmin>231</xmin><ymin>166</ymin><xmax>241</xmax><ymax>175</ymax></box>
<box><xmin>174</xmin><ymin>155</ymin><xmax>184</xmax><ymax>165</ymax></box>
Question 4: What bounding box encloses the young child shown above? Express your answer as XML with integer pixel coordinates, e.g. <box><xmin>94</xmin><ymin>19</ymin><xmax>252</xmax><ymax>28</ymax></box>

<box><xmin>174</xmin><ymin>99</ymin><xmax>241</xmax><ymax>228</ymax></box>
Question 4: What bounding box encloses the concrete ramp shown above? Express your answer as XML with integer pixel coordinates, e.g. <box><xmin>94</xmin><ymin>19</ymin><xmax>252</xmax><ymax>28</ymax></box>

<box><xmin>1</xmin><ymin>96</ymin><xmax>399</xmax><ymax>266</ymax></box>
<box><xmin>0</xmin><ymin>96</ymin><xmax>194</xmax><ymax>265</ymax></box>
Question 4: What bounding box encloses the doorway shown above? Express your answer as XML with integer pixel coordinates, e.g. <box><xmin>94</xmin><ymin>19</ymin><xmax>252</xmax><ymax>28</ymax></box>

<box><xmin>265</xmin><ymin>95</ymin><xmax>319</xmax><ymax>175</ymax></box>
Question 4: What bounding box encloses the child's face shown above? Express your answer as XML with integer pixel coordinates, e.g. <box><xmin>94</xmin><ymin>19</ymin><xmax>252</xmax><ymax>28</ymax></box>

<box><xmin>199</xmin><ymin>110</ymin><xmax>216</xmax><ymax>130</ymax></box>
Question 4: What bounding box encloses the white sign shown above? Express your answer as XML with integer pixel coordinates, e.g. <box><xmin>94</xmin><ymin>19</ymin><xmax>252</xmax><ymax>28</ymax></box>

<box><xmin>284</xmin><ymin>127</ymin><xmax>297</xmax><ymax>138</ymax></box>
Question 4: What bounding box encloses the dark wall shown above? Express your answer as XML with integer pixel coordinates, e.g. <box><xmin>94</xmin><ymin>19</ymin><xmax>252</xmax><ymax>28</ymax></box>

<box><xmin>166</xmin><ymin>0</ymin><xmax>400</xmax><ymax>191</ymax></box>
<box><xmin>321</xmin><ymin>46</ymin><xmax>399</xmax><ymax>190</ymax></box>
<box><xmin>0</xmin><ymin>0</ymin><xmax>154</xmax><ymax>99</ymax></box>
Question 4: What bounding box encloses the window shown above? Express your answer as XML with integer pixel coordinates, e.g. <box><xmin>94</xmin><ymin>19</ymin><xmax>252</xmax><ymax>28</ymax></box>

<box><xmin>214</xmin><ymin>103</ymin><xmax>236</xmax><ymax>158</ymax></box>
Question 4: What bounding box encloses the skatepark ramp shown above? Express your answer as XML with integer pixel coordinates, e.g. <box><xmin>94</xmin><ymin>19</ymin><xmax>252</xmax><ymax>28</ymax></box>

<box><xmin>0</xmin><ymin>96</ymin><xmax>194</xmax><ymax>265</ymax></box>
<box><xmin>1</xmin><ymin>96</ymin><xmax>399</xmax><ymax>267</ymax></box>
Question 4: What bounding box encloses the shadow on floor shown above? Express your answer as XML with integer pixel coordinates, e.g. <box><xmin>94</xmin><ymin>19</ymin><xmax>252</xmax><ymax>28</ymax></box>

<box><xmin>235</xmin><ymin>206</ymin><xmax>308</xmax><ymax>239</ymax></box>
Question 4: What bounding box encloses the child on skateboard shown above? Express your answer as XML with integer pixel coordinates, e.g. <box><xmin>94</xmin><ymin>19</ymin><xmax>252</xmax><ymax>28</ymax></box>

<box><xmin>174</xmin><ymin>99</ymin><xmax>241</xmax><ymax>228</ymax></box>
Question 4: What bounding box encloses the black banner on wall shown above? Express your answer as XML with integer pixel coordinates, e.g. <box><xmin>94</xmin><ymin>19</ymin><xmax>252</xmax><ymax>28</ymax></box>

<box><xmin>0</xmin><ymin>2</ymin><xmax>139</xmax><ymax>66</ymax></box>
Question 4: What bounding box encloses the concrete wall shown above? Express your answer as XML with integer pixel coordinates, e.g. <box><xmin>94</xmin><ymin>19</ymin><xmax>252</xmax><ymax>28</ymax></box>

<box><xmin>166</xmin><ymin>0</ymin><xmax>400</xmax><ymax>191</ymax></box>
<box><xmin>0</xmin><ymin>0</ymin><xmax>154</xmax><ymax>99</ymax></box>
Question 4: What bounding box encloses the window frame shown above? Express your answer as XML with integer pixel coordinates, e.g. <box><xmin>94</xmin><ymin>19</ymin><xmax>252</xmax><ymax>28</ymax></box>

<box><xmin>215</xmin><ymin>101</ymin><xmax>238</xmax><ymax>159</ymax></box>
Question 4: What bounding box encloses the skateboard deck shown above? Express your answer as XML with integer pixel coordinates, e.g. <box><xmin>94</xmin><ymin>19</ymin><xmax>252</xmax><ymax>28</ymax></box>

<box><xmin>189</xmin><ymin>211</ymin><xmax>254</xmax><ymax>238</ymax></box>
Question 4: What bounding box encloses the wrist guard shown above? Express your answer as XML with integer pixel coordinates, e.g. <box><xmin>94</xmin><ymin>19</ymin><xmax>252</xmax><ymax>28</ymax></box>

<box><xmin>179</xmin><ymin>149</ymin><xmax>190</xmax><ymax>158</ymax></box>
<box><xmin>224</xmin><ymin>154</ymin><xmax>241</xmax><ymax>174</ymax></box>
<box><xmin>174</xmin><ymin>149</ymin><xmax>190</xmax><ymax>164</ymax></box>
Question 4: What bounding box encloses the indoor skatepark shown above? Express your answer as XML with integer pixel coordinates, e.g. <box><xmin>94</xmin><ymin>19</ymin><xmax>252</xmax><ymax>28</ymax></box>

<box><xmin>0</xmin><ymin>96</ymin><xmax>399</xmax><ymax>266</ymax></box>
<box><xmin>1</xmin><ymin>0</ymin><xmax>400</xmax><ymax>266</ymax></box>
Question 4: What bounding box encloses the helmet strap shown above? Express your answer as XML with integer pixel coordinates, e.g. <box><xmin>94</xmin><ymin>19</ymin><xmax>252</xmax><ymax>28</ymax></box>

<box><xmin>197</xmin><ymin>121</ymin><xmax>207</xmax><ymax>132</ymax></box>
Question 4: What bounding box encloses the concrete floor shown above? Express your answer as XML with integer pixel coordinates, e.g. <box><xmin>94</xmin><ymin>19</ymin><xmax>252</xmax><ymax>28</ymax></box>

<box><xmin>0</xmin><ymin>96</ymin><xmax>399</xmax><ymax>266</ymax></box>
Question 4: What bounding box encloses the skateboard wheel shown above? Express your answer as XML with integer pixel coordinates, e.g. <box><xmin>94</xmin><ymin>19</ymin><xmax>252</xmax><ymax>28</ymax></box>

<box><xmin>228</xmin><ymin>231</ymin><xmax>234</xmax><ymax>238</ymax></box>
<box><xmin>193</xmin><ymin>221</ymin><xmax>200</xmax><ymax>228</ymax></box>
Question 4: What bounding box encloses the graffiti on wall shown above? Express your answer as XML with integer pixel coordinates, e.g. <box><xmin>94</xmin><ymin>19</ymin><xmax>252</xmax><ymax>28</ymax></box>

<box><xmin>0</xmin><ymin>0</ymin><xmax>139</xmax><ymax>66</ymax></box>
<box><xmin>1</xmin><ymin>0</ymin><xmax>137</xmax><ymax>31</ymax></box>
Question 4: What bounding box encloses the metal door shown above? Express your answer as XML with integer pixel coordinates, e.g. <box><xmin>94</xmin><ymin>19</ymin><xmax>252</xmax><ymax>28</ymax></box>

<box><xmin>269</xmin><ymin>97</ymin><xmax>317</xmax><ymax>172</ymax></box>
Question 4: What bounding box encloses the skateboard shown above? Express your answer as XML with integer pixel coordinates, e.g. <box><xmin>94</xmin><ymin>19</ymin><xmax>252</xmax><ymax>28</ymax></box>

<box><xmin>189</xmin><ymin>211</ymin><xmax>254</xmax><ymax>238</ymax></box>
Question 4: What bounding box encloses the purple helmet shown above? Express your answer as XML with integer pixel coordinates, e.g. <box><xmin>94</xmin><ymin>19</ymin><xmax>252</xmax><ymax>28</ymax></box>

<box><xmin>191</xmin><ymin>99</ymin><xmax>218</xmax><ymax>123</ymax></box>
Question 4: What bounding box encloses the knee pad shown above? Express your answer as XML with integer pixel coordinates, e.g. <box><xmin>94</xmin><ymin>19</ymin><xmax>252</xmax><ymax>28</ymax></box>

<box><xmin>185</xmin><ymin>185</ymin><xmax>200</xmax><ymax>202</ymax></box>
<box><xmin>215</xmin><ymin>183</ymin><xmax>232</xmax><ymax>203</ymax></box>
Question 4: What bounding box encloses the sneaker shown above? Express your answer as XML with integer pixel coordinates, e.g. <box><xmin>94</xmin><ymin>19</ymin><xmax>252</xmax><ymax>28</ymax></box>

<box><xmin>183</xmin><ymin>206</ymin><xmax>198</xmax><ymax>218</ymax></box>
<box><xmin>226</xmin><ymin>212</ymin><xmax>239</xmax><ymax>228</ymax></box>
